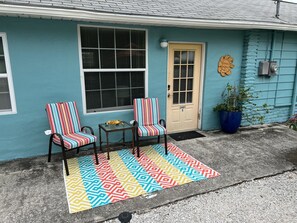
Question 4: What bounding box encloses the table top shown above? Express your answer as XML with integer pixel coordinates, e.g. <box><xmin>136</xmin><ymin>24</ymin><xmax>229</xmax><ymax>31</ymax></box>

<box><xmin>99</xmin><ymin>120</ymin><xmax>133</xmax><ymax>132</ymax></box>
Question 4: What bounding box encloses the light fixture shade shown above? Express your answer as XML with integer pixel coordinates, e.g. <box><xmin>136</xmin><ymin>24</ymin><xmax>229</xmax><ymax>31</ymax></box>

<box><xmin>160</xmin><ymin>39</ymin><xmax>168</xmax><ymax>48</ymax></box>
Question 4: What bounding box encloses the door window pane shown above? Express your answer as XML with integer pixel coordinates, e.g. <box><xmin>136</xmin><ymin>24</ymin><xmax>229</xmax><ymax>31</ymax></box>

<box><xmin>180</xmin><ymin>79</ymin><xmax>186</xmax><ymax>91</ymax></box>
<box><xmin>181</xmin><ymin>51</ymin><xmax>187</xmax><ymax>64</ymax></box>
<box><xmin>187</xmin><ymin>92</ymin><xmax>193</xmax><ymax>103</ymax></box>
<box><xmin>81</xmin><ymin>27</ymin><xmax>98</xmax><ymax>48</ymax></box>
<box><xmin>116</xmin><ymin>29</ymin><xmax>130</xmax><ymax>49</ymax></box>
<box><xmin>99</xmin><ymin>28</ymin><xmax>114</xmax><ymax>48</ymax></box>
<box><xmin>174</xmin><ymin>51</ymin><xmax>180</xmax><ymax>64</ymax></box>
<box><xmin>187</xmin><ymin>79</ymin><xmax>193</xmax><ymax>90</ymax></box>
<box><xmin>173</xmin><ymin>93</ymin><xmax>178</xmax><ymax>104</ymax></box>
<box><xmin>82</xmin><ymin>49</ymin><xmax>99</xmax><ymax>68</ymax></box>
<box><xmin>174</xmin><ymin>65</ymin><xmax>180</xmax><ymax>78</ymax></box>
<box><xmin>188</xmin><ymin>65</ymin><xmax>194</xmax><ymax>77</ymax></box>
<box><xmin>181</xmin><ymin>65</ymin><xmax>187</xmax><ymax>77</ymax></box>
<box><xmin>173</xmin><ymin>79</ymin><xmax>179</xmax><ymax>91</ymax></box>
<box><xmin>180</xmin><ymin>92</ymin><xmax>186</xmax><ymax>103</ymax></box>
<box><xmin>100</xmin><ymin>50</ymin><xmax>115</xmax><ymax>68</ymax></box>
<box><xmin>188</xmin><ymin>51</ymin><xmax>194</xmax><ymax>64</ymax></box>
<box><xmin>131</xmin><ymin>30</ymin><xmax>145</xmax><ymax>49</ymax></box>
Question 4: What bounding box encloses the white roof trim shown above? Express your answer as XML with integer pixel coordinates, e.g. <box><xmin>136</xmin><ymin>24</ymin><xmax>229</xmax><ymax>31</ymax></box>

<box><xmin>1</xmin><ymin>4</ymin><xmax>297</xmax><ymax>31</ymax></box>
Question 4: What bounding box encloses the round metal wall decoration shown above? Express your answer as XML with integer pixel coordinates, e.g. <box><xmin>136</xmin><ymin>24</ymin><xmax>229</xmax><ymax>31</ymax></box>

<box><xmin>218</xmin><ymin>55</ymin><xmax>235</xmax><ymax>77</ymax></box>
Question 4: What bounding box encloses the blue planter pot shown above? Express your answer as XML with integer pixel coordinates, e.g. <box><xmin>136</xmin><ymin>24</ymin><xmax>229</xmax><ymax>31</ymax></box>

<box><xmin>219</xmin><ymin>111</ymin><xmax>242</xmax><ymax>134</ymax></box>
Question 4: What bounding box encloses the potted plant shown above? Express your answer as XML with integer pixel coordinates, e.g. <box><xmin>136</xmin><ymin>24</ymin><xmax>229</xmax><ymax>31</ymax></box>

<box><xmin>213</xmin><ymin>83</ymin><xmax>269</xmax><ymax>133</ymax></box>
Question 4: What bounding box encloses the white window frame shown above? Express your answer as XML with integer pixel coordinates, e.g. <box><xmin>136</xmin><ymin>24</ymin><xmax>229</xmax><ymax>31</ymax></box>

<box><xmin>0</xmin><ymin>33</ymin><xmax>17</xmax><ymax>115</ymax></box>
<box><xmin>77</xmin><ymin>24</ymin><xmax>148</xmax><ymax>115</ymax></box>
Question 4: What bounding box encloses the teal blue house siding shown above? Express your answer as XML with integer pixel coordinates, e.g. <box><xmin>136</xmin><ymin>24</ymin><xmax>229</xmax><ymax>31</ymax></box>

<box><xmin>1</xmin><ymin>16</ymin><xmax>296</xmax><ymax>161</ymax></box>
<box><xmin>240</xmin><ymin>30</ymin><xmax>297</xmax><ymax>126</ymax></box>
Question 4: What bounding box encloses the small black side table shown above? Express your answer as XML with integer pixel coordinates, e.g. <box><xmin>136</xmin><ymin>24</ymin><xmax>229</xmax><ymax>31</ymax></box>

<box><xmin>98</xmin><ymin>121</ymin><xmax>135</xmax><ymax>159</ymax></box>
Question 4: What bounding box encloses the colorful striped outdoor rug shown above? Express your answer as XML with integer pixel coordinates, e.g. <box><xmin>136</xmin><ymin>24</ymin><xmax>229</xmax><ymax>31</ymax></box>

<box><xmin>63</xmin><ymin>143</ymin><xmax>220</xmax><ymax>213</ymax></box>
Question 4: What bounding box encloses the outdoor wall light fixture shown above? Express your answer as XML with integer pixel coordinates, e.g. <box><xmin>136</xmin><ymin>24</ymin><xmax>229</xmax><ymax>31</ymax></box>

<box><xmin>160</xmin><ymin>39</ymin><xmax>168</xmax><ymax>48</ymax></box>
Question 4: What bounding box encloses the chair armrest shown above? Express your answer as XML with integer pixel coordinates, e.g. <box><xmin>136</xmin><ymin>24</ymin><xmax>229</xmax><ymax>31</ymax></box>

<box><xmin>81</xmin><ymin>126</ymin><xmax>95</xmax><ymax>135</ymax></box>
<box><xmin>50</xmin><ymin>133</ymin><xmax>65</xmax><ymax>148</ymax></box>
<box><xmin>159</xmin><ymin>119</ymin><xmax>166</xmax><ymax>128</ymax></box>
<box><xmin>133</xmin><ymin>120</ymin><xmax>139</xmax><ymax>128</ymax></box>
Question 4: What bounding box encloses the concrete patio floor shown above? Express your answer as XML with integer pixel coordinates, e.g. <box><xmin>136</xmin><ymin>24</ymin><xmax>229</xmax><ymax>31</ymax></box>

<box><xmin>1</xmin><ymin>124</ymin><xmax>297</xmax><ymax>223</ymax></box>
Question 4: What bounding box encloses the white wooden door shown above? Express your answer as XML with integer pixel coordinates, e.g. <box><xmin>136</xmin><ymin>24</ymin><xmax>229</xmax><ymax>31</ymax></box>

<box><xmin>166</xmin><ymin>43</ymin><xmax>202</xmax><ymax>133</ymax></box>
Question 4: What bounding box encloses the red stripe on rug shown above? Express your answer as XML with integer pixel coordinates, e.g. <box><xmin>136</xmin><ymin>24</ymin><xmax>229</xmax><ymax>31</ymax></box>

<box><xmin>137</xmin><ymin>150</ymin><xmax>179</xmax><ymax>188</ymax></box>
<box><xmin>93</xmin><ymin>154</ymin><xmax>130</xmax><ymax>203</ymax></box>
<box><xmin>168</xmin><ymin>143</ymin><xmax>220</xmax><ymax>178</ymax></box>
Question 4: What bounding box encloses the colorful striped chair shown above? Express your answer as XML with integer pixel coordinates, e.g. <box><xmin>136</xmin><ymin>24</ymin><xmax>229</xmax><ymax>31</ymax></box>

<box><xmin>46</xmin><ymin>101</ymin><xmax>99</xmax><ymax>175</ymax></box>
<box><xmin>133</xmin><ymin>98</ymin><xmax>168</xmax><ymax>157</ymax></box>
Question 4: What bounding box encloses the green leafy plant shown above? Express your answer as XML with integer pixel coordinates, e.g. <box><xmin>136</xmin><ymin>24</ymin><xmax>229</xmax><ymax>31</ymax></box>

<box><xmin>213</xmin><ymin>83</ymin><xmax>270</xmax><ymax>124</ymax></box>
<box><xmin>287</xmin><ymin>114</ymin><xmax>297</xmax><ymax>130</ymax></box>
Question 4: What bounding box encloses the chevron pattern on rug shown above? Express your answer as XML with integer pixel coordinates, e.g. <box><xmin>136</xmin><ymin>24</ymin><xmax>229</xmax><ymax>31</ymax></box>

<box><xmin>63</xmin><ymin>143</ymin><xmax>220</xmax><ymax>213</ymax></box>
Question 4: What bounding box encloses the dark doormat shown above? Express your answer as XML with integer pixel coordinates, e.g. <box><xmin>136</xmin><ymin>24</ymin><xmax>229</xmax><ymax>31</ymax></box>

<box><xmin>169</xmin><ymin>131</ymin><xmax>205</xmax><ymax>141</ymax></box>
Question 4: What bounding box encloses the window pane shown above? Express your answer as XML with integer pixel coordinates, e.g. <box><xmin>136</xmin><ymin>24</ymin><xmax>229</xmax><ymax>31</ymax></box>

<box><xmin>0</xmin><ymin>93</ymin><xmax>11</xmax><ymax>110</ymax></box>
<box><xmin>187</xmin><ymin>92</ymin><xmax>193</xmax><ymax>103</ymax></box>
<box><xmin>132</xmin><ymin>88</ymin><xmax>144</xmax><ymax>99</ymax></box>
<box><xmin>116</xmin><ymin>29</ymin><xmax>130</xmax><ymax>49</ymax></box>
<box><xmin>80</xmin><ymin>27</ymin><xmax>98</xmax><ymax>48</ymax></box>
<box><xmin>102</xmin><ymin>90</ymin><xmax>116</xmax><ymax>108</ymax></box>
<box><xmin>181</xmin><ymin>65</ymin><xmax>187</xmax><ymax>77</ymax></box>
<box><xmin>131</xmin><ymin>30</ymin><xmax>145</xmax><ymax>49</ymax></box>
<box><xmin>86</xmin><ymin>91</ymin><xmax>101</xmax><ymax>110</ymax></box>
<box><xmin>99</xmin><ymin>28</ymin><xmax>114</xmax><ymax>48</ymax></box>
<box><xmin>82</xmin><ymin>49</ymin><xmax>99</xmax><ymax>68</ymax></box>
<box><xmin>188</xmin><ymin>65</ymin><xmax>194</xmax><ymax>77</ymax></box>
<box><xmin>131</xmin><ymin>72</ymin><xmax>144</xmax><ymax>87</ymax></box>
<box><xmin>174</xmin><ymin>65</ymin><xmax>179</xmax><ymax>78</ymax></box>
<box><xmin>100</xmin><ymin>50</ymin><xmax>115</xmax><ymax>68</ymax></box>
<box><xmin>117</xmin><ymin>89</ymin><xmax>130</xmax><ymax>106</ymax></box>
<box><xmin>181</xmin><ymin>51</ymin><xmax>187</xmax><ymax>64</ymax></box>
<box><xmin>174</xmin><ymin>51</ymin><xmax>180</xmax><ymax>64</ymax></box>
<box><xmin>0</xmin><ymin>56</ymin><xmax>6</xmax><ymax>73</ymax></box>
<box><xmin>84</xmin><ymin>72</ymin><xmax>100</xmax><ymax>90</ymax></box>
<box><xmin>180</xmin><ymin>79</ymin><xmax>186</xmax><ymax>91</ymax></box>
<box><xmin>0</xmin><ymin>78</ymin><xmax>9</xmax><ymax>92</ymax></box>
<box><xmin>173</xmin><ymin>93</ymin><xmax>178</xmax><ymax>104</ymax></box>
<box><xmin>116</xmin><ymin>72</ymin><xmax>130</xmax><ymax>89</ymax></box>
<box><xmin>173</xmin><ymin>79</ymin><xmax>179</xmax><ymax>91</ymax></box>
<box><xmin>0</xmin><ymin>38</ymin><xmax>3</xmax><ymax>55</ymax></box>
<box><xmin>180</xmin><ymin>92</ymin><xmax>186</xmax><ymax>103</ymax></box>
<box><xmin>188</xmin><ymin>51</ymin><xmax>194</xmax><ymax>64</ymax></box>
<box><xmin>116</xmin><ymin>50</ymin><xmax>130</xmax><ymax>68</ymax></box>
<box><xmin>132</xmin><ymin>50</ymin><xmax>145</xmax><ymax>68</ymax></box>
<box><xmin>187</xmin><ymin>79</ymin><xmax>193</xmax><ymax>90</ymax></box>
<box><xmin>101</xmin><ymin>72</ymin><xmax>115</xmax><ymax>89</ymax></box>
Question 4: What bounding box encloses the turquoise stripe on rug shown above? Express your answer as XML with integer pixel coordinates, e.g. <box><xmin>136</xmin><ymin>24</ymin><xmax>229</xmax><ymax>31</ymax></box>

<box><xmin>118</xmin><ymin>149</ymin><xmax>163</xmax><ymax>193</ymax></box>
<box><xmin>78</xmin><ymin>156</ymin><xmax>111</xmax><ymax>207</ymax></box>
<box><xmin>153</xmin><ymin>144</ymin><xmax>206</xmax><ymax>181</ymax></box>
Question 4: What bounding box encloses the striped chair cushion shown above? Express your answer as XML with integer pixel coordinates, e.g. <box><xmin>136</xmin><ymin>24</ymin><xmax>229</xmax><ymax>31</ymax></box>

<box><xmin>133</xmin><ymin>98</ymin><xmax>160</xmax><ymax>126</ymax></box>
<box><xmin>53</xmin><ymin>132</ymin><xmax>97</xmax><ymax>150</ymax></box>
<box><xmin>46</xmin><ymin>101</ymin><xmax>81</xmax><ymax>135</ymax></box>
<box><xmin>138</xmin><ymin>124</ymin><xmax>167</xmax><ymax>137</ymax></box>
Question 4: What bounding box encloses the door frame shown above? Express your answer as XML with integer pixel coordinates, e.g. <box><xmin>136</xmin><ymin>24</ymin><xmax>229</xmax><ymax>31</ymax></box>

<box><xmin>166</xmin><ymin>41</ymin><xmax>206</xmax><ymax>131</ymax></box>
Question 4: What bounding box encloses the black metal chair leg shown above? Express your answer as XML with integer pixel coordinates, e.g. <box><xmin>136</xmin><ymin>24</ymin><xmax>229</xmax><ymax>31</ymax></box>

<box><xmin>164</xmin><ymin>134</ymin><xmax>168</xmax><ymax>155</ymax></box>
<box><xmin>157</xmin><ymin>135</ymin><xmax>160</xmax><ymax>143</ymax></box>
<box><xmin>62</xmin><ymin>148</ymin><xmax>69</xmax><ymax>176</ymax></box>
<box><xmin>93</xmin><ymin>143</ymin><xmax>99</xmax><ymax>165</ymax></box>
<box><xmin>48</xmin><ymin>135</ymin><xmax>53</xmax><ymax>162</ymax></box>
<box><xmin>136</xmin><ymin>133</ymin><xmax>140</xmax><ymax>158</ymax></box>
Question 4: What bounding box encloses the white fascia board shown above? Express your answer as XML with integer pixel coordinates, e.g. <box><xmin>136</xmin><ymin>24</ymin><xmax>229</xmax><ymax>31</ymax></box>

<box><xmin>1</xmin><ymin>4</ymin><xmax>297</xmax><ymax>31</ymax></box>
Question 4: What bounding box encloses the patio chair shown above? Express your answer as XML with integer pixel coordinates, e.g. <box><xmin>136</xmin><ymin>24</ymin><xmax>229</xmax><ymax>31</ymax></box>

<box><xmin>45</xmin><ymin>101</ymin><xmax>99</xmax><ymax>176</ymax></box>
<box><xmin>133</xmin><ymin>98</ymin><xmax>168</xmax><ymax>157</ymax></box>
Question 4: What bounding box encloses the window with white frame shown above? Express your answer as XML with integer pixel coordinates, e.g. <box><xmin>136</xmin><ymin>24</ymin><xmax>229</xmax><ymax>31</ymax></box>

<box><xmin>0</xmin><ymin>33</ymin><xmax>16</xmax><ymax>114</ymax></box>
<box><xmin>79</xmin><ymin>26</ymin><xmax>146</xmax><ymax>112</ymax></box>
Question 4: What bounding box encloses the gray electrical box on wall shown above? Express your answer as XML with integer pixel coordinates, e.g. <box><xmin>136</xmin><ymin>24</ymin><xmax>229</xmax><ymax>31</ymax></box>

<box><xmin>258</xmin><ymin>61</ymin><xmax>278</xmax><ymax>76</ymax></box>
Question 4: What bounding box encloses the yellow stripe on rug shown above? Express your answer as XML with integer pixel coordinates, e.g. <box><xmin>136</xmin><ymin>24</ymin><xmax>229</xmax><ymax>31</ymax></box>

<box><xmin>142</xmin><ymin>146</ymin><xmax>192</xmax><ymax>185</ymax></box>
<box><xmin>108</xmin><ymin>152</ymin><xmax>146</xmax><ymax>197</ymax></box>
<box><xmin>65</xmin><ymin>158</ymin><xmax>91</xmax><ymax>213</ymax></box>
